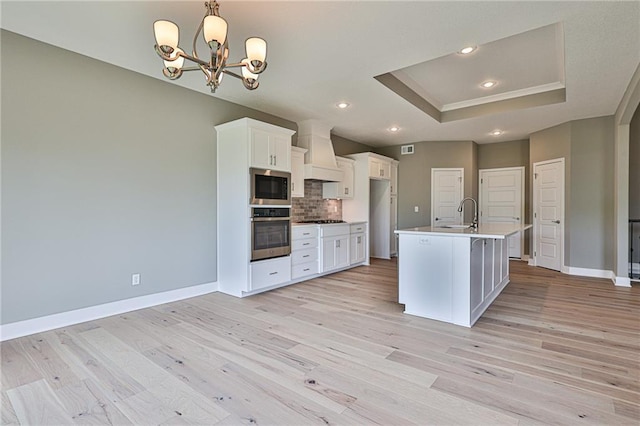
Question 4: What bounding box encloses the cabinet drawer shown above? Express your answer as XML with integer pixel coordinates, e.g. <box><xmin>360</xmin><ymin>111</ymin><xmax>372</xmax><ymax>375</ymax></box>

<box><xmin>292</xmin><ymin>238</ymin><xmax>318</xmax><ymax>251</ymax></box>
<box><xmin>292</xmin><ymin>247</ymin><xmax>318</xmax><ymax>265</ymax></box>
<box><xmin>350</xmin><ymin>223</ymin><xmax>366</xmax><ymax>234</ymax></box>
<box><xmin>320</xmin><ymin>224</ymin><xmax>350</xmax><ymax>238</ymax></box>
<box><xmin>292</xmin><ymin>261</ymin><xmax>318</xmax><ymax>279</ymax></box>
<box><xmin>292</xmin><ymin>226</ymin><xmax>318</xmax><ymax>240</ymax></box>
<box><xmin>250</xmin><ymin>256</ymin><xmax>291</xmax><ymax>291</ymax></box>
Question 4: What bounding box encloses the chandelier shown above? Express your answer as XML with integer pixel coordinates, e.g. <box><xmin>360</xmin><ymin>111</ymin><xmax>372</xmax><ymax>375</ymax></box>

<box><xmin>153</xmin><ymin>1</ymin><xmax>267</xmax><ymax>93</ymax></box>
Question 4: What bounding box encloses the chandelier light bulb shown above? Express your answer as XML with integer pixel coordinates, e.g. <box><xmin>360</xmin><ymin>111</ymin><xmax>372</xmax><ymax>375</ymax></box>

<box><xmin>203</xmin><ymin>15</ymin><xmax>227</xmax><ymax>45</ymax></box>
<box><xmin>153</xmin><ymin>20</ymin><xmax>179</xmax><ymax>52</ymax></box>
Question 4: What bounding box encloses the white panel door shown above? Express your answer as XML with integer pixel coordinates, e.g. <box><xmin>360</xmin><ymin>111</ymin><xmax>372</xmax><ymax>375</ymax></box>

<box><xmin>533</xmin><ymin>159</ymin><xmax>564</xmax><ymax>271</ymax></box>
<box><xmin>431</xmin><ymin>168</ymin><xmax>463</xmax><ymax>227</ymax></box>
<box><xmin>479</xmin><ymin>167</ymin><xmax>524</xmax><ymax>258</ymax></box>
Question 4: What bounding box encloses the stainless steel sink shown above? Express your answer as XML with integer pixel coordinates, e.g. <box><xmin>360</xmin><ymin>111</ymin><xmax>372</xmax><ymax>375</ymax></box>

<box><xmin>440</xmin><ymin>224</ymin><xmax>471</xmax><ymax>229</ymax></box>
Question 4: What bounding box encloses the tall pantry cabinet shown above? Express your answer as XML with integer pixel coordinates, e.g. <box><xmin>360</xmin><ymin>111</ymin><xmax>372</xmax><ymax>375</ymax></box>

<box><xmin>342</xmin><ymin>152</ymin><xmax>398</xmax><ymax>259</ymax></box>
<box><xmin>215</xmin><ymin>118</ymin><xmax>296</xmax><ymax>297</ymax></box>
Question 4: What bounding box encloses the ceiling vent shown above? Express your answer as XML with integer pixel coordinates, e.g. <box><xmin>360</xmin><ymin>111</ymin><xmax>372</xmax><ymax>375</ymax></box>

<box><xmin>401</xmin><ymin>144</ymin><xmax>415</xmax><ymax>155</ymax></box>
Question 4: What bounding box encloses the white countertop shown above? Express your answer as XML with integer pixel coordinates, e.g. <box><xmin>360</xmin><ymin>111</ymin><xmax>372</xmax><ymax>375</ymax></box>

<box><xmin>394</xmin><ymin>223</ymin><xmax>532</xmax><ymax>239</ymax></box>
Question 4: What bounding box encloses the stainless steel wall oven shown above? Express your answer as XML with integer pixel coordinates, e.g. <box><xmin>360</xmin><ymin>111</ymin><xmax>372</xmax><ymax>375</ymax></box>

<box><xmin>251</xmin><ymin>207</ymin><xmax>291</xmax><ymax>261</ymax></box>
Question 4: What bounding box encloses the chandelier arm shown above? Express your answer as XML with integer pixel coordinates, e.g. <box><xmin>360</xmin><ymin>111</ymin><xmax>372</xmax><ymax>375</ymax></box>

<box><xmin>222</xmin><ymin>69</ymin><xmax>243</xmax><ymax>80</ymax></box>
<box><xmin>191</xmin><ymin>10</ymin><xmax>206</xmax><ymax>61</ymax></box>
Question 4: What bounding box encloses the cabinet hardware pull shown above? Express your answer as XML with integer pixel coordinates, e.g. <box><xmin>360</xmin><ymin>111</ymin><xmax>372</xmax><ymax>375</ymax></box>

<box><xmin>303</xmin><ymin>232</ymin><xmax>310</xmax><ymax>235</ymax></box>
<box><xmin>269</xmin><ymin>271</ymin><xmax>278</xmax><ymax>275</ymax></box>
<box><xmin>303</xmin><ymin>255</ymin><xmax>310</xmax><ymax>258</ymax></box>
<box><xmin>552</xmin><ymin>220</ymin><xmax>560</xmax><ymax>224</ymax></box>
<box><xmin>303</xmin><ymin>242</ymin><xmax>310</xmax><ymax>246</ymax></box>
<box><xmin>303</xmin><ymin>268</ymin><xmax>310</xmax><ymax>271</ymax></box>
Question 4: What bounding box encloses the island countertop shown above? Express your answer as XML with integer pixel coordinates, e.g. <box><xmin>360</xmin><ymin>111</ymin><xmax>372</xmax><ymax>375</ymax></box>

<box><xmin>395</xmin><ymin>223</ymin><xmax>532</xmax><ymax>239</ymax></box>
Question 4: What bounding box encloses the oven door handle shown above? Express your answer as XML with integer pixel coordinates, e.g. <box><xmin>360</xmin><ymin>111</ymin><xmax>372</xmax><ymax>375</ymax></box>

<box><xmin>251</xmin><ymin>217</ymin><xmax>291</xmax><ymax>222</ymax></box>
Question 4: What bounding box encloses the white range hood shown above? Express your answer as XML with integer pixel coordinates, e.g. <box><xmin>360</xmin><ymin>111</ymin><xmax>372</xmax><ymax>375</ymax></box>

<box><xmin>296</xmin><ymin>120</ymin><xmax>343</xmax><ymax>182</ymax></box>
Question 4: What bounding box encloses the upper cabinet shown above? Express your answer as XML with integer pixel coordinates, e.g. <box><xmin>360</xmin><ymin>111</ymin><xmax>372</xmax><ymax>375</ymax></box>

<box><xmin>390</xmin><ymin>160</ymin><xmax>398</xmax><ymax>195</ymax></box>
<box><xmin>291</xmin><ymin>146</ymin><xmax>307</xmax><ymax>198</ymax></box>
<box><xmin>250</xmin><ymin>127</ymin><xmax>292</xmax><ymax>172</ymax></box>
<box><xmin>322</xmin><ymin>156</ymin><xmax>355</xmax><ymax>199</ymax></box>
<box><xmin>368</xmin><ymin>155</ymin><xmax>391</xmax><ymax>180</ymax></box>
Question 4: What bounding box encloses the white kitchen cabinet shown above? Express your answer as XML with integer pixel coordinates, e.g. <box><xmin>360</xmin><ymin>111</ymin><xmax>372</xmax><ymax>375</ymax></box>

<box><xmin>250</xmin><ymin>127</ymin><xmax>291</xmax><ymax>172</ymax></box>
<box><xmin>291</xmin><ymin>225</ymin><xmax>319</xmax><ymax>279</ymax></box>
<box><xmin>368</xmin><ymin>156</ymin><xmax>391</xmax><ymax>180</ymax></box>
<box><xmin>320</xmin><ymin>224</ymin><xmax>350</xmax><ymax>273</ymax></box>
<box><xmin>322</xmin><ymin>156</ymin><xmax>355</xmax><ymax>199</ymax></box>
<box><xmin>291</xmin><ymin>146</ymin><xmax>307</xmax><ymax>198</ymax></box>
<box><xmin>390</xmin><ymin>161</ymin><xmax>398</xmax><ymax>195</ymax></box>
<box><xmin>390</xmin><ymin>195</ymin><xmax>398</xmax><ymax>256</ymax></box>
<box><xmin>349</xmin><ymin>223</ymin><xmax>367</xmax><ymax>265</ymax></box>
<box><xmin>343</xmin><ymin>152</ymin><xmax>397</xmax><ymax>262</ymax></box>
<box><xmin>250</xmin><ymin>256</ymin><xmax>291</xmax><ymax>291</ymax></box>
<box><xmin>215</xmin><ymin>118</ymin><xmax>295</xmax><ymax>297</ymax></box>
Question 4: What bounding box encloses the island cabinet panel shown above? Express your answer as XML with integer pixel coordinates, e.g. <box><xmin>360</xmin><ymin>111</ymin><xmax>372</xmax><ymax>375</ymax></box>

<box><xmin>483</xmin><ymin>239</ymin><xmax>495</xmax><ymax>299</ymax></box>
<box><xmin>470</xmin><ymin>239</ymin><xmax>484</xmax><ymax>312</ymax></box>
<box><xmin>398</xmin><ymin>235</ymin><xmax>454</xmax><ymax>323</ymax></box>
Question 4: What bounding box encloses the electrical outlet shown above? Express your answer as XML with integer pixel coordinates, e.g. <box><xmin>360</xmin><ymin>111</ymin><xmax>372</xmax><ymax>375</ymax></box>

<box><xmin>131</xmin><ymin>273</ymin><xmax>141</xmax><ymax>286</ymax></box>
<box><xmin>414</xmin><ymin>206</ymin><xmax>419</xmax><ymax>213</ymax></box>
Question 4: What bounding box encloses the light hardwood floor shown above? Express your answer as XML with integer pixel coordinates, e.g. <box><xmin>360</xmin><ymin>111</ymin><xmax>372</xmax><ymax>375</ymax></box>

<box><xmin>2</xmin><ymin>259</ymin><xmax>639</xmax><ymax>425</ymax></box>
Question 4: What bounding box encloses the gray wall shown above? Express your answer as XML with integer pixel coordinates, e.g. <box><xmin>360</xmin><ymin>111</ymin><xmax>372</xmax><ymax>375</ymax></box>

<box><xmin>1</xmin><ymin>30</ymin><xmax>294</xmax><ymax>325</ymax></box>
<box><xmin>376</xmin><ymin>141</ymin><xmax>477</xmax><ymax>228</ymax></box>
<box><xmin>570</xmin><ymin>117</ymin><xmax>615</xmax><ymax>270</ymax></box>
<box><xmin>478</xmin><ymin>139</ymin><xmax>531</xmax><ymax>255</ymax></box>
<box><xmin>530</xmin><ymin>117</ymin><xmax>616</xmax><ymax>270</ymax></box>
<box><xmin>629</xmin><ymin>105</ymin><xmax>640</xmax><ymax>265</ymax></box>
<box><xmin>331</xmin><ymin>135</ymin><xmax>374</xmax><ymax>156</ymax></box>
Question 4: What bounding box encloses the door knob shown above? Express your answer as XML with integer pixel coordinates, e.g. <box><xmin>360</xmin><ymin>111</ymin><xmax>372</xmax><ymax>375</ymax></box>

<box><xmin>552</xmin><ymin>220</ymin><xmax>560</xmax><ymax>224</ymax></box>
<box><xmin>435</xmin><ymin>217</ymin><xmax>440</xmax><ymax>221</ymax></box>
<box><xmin>512</xmin><ymin>217</ymin><xmax>520</xmax><ymax>220</ymax></box>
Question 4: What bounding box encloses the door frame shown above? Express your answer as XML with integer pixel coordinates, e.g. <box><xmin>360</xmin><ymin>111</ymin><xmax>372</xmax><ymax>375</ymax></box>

<box><xmin>479</xmin><ymin>166</ymin><xmax>525</xmax><ymax>259</ymax></box>
<box><xmin>431</xmin><ymin>168</ymin><xmax>464</xmax><ymax>226</ymax></box>
<box><xmin>532</xmin><ymin>158</ymin><xmax>565</xmax><ymax>270</ymax></box>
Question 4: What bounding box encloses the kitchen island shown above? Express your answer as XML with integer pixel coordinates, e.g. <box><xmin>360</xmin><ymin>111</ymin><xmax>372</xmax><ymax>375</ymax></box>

<box><xmin>394</xmin><ymin>224</ymin><xmax>532</xmax><ymax>327</ymax></box>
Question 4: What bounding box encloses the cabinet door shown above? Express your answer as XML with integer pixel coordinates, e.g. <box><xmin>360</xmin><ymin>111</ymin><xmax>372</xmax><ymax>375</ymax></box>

<box><xmin>271</xmin><ymin>135</ymin><xmax>291</xmax><ymax>172</ymax></box>
<box><xmin>350</xmin><ymin>233</ymin><xmax>366</xmax><ymax>264</ymax></box>
<box><xmin>335</xmin><ymin>236</ymin><xmax>350</xmax><ymax>269</ymax></box>
<box><xmin>341</xmin><ymin>162</ymin><xmax>354</xmax><ymax>199</ymax></box>
<box><xmin>291</xmin><ymin>149</ymin><xmax>305</xmax><ymax>197</ymax></box>
<box><xmin>390</xmin><ymin>163</ymin><xmax>398</xmax><ymax>195</ymax></box>
<box><xmin>250</xmin><ymin>128</ymin><xmax>272</xmax><ymax>169</ymax></box>
<box><xmin>379</xmin><ymin>161</ymin><xmax>391</xmax><ymax>180</ymax></box>
<box><xmin>322</xmin><ymin>237</ymin><xmax>337</xmax><ymax>272</ymax></box>
<box><xmin>390</xmin><ymin>196</ymin><xmax>398</xmax><ymax>256</ymax></box>
<box><xmin>368</xmin><ymin>158</ymin><xmax>381</xmax><ymax>178</ymax></box>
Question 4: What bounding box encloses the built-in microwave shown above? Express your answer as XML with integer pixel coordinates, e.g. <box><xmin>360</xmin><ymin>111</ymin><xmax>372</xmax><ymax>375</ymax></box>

<box><xmin>250</xmin><ymin>168</ymin><xmax>291</xmax><ymax>206</ymax></box>
<box><xmin>251</xmin><ymin>207</ymin><xmax>291</xmax><ymax>261</ymax></box>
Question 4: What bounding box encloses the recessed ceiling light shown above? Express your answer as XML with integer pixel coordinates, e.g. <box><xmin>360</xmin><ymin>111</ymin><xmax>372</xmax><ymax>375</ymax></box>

<box><xmin>336</xmin><ymin>102</ymin><xmax>350</xmax><ymax>109</ymax></box>
<box><xmin>459</xmin><ymin>46</ymin><xmax>476</xmax><ymax>55</ymax></box>
<box><xmin>491</xmin><ymin>130</ymin><xmax>503</xmax><ymax>136</ymax></box>
<box><xmin>481</xmin><ymin>81</ymin><xmax>497</xmax><ymax>88</ymax></box>
<box><xmin>388</xmin><ymin>126</ymin><xmax>400</xmax><ymax>132</ymax></box>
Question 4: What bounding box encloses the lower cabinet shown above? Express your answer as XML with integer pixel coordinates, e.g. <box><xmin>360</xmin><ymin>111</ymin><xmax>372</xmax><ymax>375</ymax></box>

<box><xmin>349</xmin><ymin>223</ymin><xmax>367</xmax><ymax>265</ymax></box>
<box><xmin>321</xmin><ymin>224</ymin><xmax>350</xmax><ymax>273</ymax></box>
<box><xmin>291</xmin><ymin>225</ymin><xmax>319</xmax><ymax>280</ymax></box>
<box><xmin>250</xmin><ymin>256</ymin><xmax>291</xmax><ymax>291</ymax></box>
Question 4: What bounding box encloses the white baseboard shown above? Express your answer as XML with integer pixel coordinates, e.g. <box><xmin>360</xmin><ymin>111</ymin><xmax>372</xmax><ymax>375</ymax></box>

<box><xmin>528</xmin><ymin>258</ymin><xmax>535</xmax><ymax>266</ymax></box>
<box><xmin>0</xmin><ymin>282</ymin><xmax>218</xmax><ymax>342</ymax></box>
<box><xmin>563</xmin><ymin>265</ymin><xmax>612</xmax><ymax>279</ymax></box>
<box><xmin>613</xmin><ymin>276</ymin><xmax>632</xmax><ymax>287</ymax></box>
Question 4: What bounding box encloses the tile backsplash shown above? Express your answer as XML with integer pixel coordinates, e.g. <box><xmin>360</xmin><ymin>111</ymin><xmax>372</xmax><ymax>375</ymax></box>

<box><xmin>292</xmin><ymin>180</ymin><xmax>342</xmax><ymax>222</ymax></box>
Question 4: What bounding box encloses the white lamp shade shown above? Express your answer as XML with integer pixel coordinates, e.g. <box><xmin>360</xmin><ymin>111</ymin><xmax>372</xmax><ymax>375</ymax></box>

<box><xmin>245</xmin><ymin>37</ymin><xmax>267</xmax><ymax>63</ymax></box>
<box><xmin>163</xmin><ymin>48</ymin><xmax>185</xmax><ymax>69</ymax></box>
<box><xmin>153</xmin><ymin>20</ymin><xmax>179</xmax><ymax>49</ymax></box>
<box><xmin>203</xmin><ymin>15</ymin><xmax>227</xmax><ymax>44</ymax></box>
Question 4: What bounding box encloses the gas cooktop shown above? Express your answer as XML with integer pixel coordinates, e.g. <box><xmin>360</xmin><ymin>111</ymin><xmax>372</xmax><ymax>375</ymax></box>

<box><xmin>296</xmin><ymin>219</ymin><xmax>346</xmax><ymax>224</ymax></box>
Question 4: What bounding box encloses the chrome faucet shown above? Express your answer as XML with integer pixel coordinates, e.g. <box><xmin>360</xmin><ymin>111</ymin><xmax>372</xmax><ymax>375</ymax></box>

<box><xmin>458</xmin><ymin>197</ymin><xmax>478</xmax><ymax>229</ymax></box>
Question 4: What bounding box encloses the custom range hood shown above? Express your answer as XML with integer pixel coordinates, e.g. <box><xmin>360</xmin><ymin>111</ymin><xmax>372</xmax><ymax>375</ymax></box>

<box><xmin>296</xmin><ymin>120</ymin><xmax>343</xmax><ymax>182</ymax></box>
